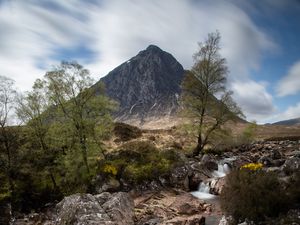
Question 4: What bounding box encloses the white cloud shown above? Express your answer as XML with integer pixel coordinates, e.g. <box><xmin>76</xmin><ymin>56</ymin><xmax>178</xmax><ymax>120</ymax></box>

<box><xmin>278</xmin><ymin>102</ymin><xmax>300</xmax><ymax>120</ymax></box>
<box><xmin>0</xmin><ymin>0</ymin><xmax>277</xmax><ymax>122</ymax></box>
<box><xmin>276</xmin><ymin>61</ymin><xmax>300</xmax><ymax>97</ymax></box>
<box><xmin>231</xmin><ymin>80</ymin><xmax>275</xmax><ymax>122</ymax></box>
<box><xmin>267</xmin><ymin>102</ymin><xmax>300</xmax><ymax>123</ymax></box>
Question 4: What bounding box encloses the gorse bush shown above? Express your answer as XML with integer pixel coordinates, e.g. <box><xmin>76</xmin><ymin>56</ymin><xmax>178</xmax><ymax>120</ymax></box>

<box><xmin>240</xmin><ymin>162</ymin><xmax>263</xmax><ymax>171</ymax></box>
<box><xmin>221</xmin><ymin>169</ymin><xmax>287</xmax><ymax>224</ymax></box>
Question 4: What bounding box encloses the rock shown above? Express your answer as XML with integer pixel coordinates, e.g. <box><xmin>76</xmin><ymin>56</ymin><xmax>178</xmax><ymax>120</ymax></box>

<box><xmin>113</xmin><ymin>122</ymin><xmax>142</xmax><ymax>142</ymax></box>
<box><xmin>166</xmin><ymin>215</ymin><xmax>205</xmax><ymax>225</ymax></box>
<box><xmin>271</xmin><ymin>159</ymin><xmax>285</xmax><ymax>167</ymax></box>
<box><xmin>188</xmin><ymin>173</ymin><xmax>206</xmax><ymax>191</ymax></box>
<box><xmin>170</xmin><ymin>193</ymin><xmax>204</xmax><ymax>215</ymax></box>
<box><xmin>200</xmin><ymin>154</ymin><xmax>218</xmax><ymax>171</ymax></box>
<box><xmin>169</xmin><ymin>165</ymin><xmax>191</xmax><ymax>190</ymax></box>
<box><xmin>218</xmin><ymin>216</ymin><xmax>229</xmax><ymax>225</ymax></box>
<box><xmin>270</xmin><ymin>149</ymin><xmax>282</xmax><ymax>160</ymax></box>
<box><xmin>282</xmin><ymin>157</ymin><xmax>300</xmax><ymax>174</ymax></box>
<box><xmin>95</xmin><ymin>177</ymin><xmax>121</xmax><ymax>193</ymax></box>
<box><xmin>209</xmin><ymin>177</ymin><xmax>226</xmax><ymax>195</ymax></box>
<box><xmin>134</xmin><ymin>190</ymin><xmax>206</xmax><ymax>225</ymax></box>
<box><xmin>55</xmin><ymin>192</ymin><xmax>134</xmax><ymax>225</ymax></box>
<box><xmin>258</xmin><ymin>156</ymin><xmax>272</xmax><ymax>166</ymax></box>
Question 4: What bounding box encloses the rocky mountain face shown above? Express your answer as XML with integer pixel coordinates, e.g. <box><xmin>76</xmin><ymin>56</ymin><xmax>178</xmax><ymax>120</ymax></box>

<box><xmin>96</xmin><ymin>45</ymin><xmax>185</xmax><ymax>127</ymax></box>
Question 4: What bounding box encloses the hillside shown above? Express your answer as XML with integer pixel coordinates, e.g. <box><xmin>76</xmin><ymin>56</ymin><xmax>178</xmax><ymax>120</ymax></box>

<box><xmin>272</xmin><ymin>117</ymin><xmax>300</xmax><ymax>126</ymax></box>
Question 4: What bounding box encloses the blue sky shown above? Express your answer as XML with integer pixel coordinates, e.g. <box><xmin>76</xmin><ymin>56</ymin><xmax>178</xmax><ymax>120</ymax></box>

<box><xmin>0</xmin><ymin>0</ymin><xmax>299</xmax><ymax>123</ymax></box>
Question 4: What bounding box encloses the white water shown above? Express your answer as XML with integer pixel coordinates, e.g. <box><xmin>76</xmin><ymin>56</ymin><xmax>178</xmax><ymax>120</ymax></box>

<box><xmin>192</xmin><ymin>161</ymin><xmax>231</xmax><ymax>200</ymax></box>
<box><xmin>212</xmin><ymin>163</ymin><xmax>230</xmax><ymax>178</ymax></box>
<box><xmin>191</xmin><ymin>182</ymin><xmax>216</xmax><ymax>199</ymax></box>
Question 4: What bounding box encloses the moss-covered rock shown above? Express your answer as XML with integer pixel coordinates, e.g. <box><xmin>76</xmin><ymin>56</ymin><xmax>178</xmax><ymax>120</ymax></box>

<box><xmin>113</xmin><ymin>122</ymin><xmax>142</xmax><ymax>142</ymax></box>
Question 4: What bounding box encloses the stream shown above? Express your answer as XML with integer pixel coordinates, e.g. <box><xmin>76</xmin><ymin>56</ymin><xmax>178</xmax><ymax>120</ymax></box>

<box><xmin>191</xmin><ymin>159</ymin><xmax>233</xmax><ymax>225</ymax></box>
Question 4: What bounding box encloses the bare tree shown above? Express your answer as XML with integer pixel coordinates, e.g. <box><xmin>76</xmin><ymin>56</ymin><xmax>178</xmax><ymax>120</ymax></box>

<box><xmin>181</xmin><ymin>31</ymin><xmax>243</xmax><ymax>156</ymax></box>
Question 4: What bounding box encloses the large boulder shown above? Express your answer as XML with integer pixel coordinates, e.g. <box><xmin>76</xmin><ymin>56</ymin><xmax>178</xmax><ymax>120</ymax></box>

<box><xmin>168</xmin><ymin>165</ymin><xmax>191</xmax><ymax>190</ymax></box>
<box><xmin>55</xmin><ymin>192</ymin><xmax>134</xmax><ymax>225</ymax></box>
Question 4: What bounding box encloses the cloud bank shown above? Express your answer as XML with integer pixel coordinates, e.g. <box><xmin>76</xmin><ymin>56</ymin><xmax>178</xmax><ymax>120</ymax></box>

<box><xmin>0</xmin><ymin>0</ymin><xmax>279</xmax><ymax>122</ymax></box>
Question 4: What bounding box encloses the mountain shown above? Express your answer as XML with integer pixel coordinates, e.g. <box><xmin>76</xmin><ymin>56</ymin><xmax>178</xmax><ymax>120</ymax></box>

<box><xmin>96</xmin><ymin>45</ymin><xmax>185</xmax><ymax>127</ymax></box>
<box><xmin>272</xmin><ymin>117</ymin><xmax>300</xmax><ymax>126</ymax></box>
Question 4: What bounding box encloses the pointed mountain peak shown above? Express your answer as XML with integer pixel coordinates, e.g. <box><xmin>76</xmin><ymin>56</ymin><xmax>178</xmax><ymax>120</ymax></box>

<box><xmin>98</xmin><ymin>45</ymin><xmax>185</xmax><ymax>126</ymax></box>
<box><xmin>145</xmin><ymin>44</ymin><xmax>163</xmax><ymax>51</ymax></box>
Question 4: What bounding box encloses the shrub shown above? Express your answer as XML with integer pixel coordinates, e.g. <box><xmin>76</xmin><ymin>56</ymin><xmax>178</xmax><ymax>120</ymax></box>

<box><xmin>221</xmin><ymin>169</ymin><xmax>287</xmax><ymax>224</ymax></box>
<box><xmin>98</xmin><ymin>141</ymin><xmax>184</xmax><ymax>185</ymax></box>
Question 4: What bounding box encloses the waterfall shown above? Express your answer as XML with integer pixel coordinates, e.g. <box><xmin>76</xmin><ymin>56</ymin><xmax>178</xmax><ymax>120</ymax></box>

<box><xmin>191</xmin><ymin>182</ymin><xmax>216</xmax><ymax>199</ymax></box>
<box><xmin>191</xmin><ymin>160</ymin><xmax>232</xmax><ymax>200</ymax></box>
<box><xmin>212</xmin><ymin>163</ymin><xmax>230</xmax><ymax>178</ymax></box>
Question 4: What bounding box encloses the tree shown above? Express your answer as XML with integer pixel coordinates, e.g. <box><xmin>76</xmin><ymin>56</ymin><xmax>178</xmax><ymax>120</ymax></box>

<box><xmin>16</xmin><ymin>79</ymin><xmax>60</xmax><ymax>189</ymax></box>
<box><xmin>0</xmin><ymin>75</ymin><xmax>19</xmax><ymax>211</ymax></box>
<box><xmin>44</xmin><ymin>61</ymin><xmax>115</xmax><ymax>175</ymax></box>
<box><xmin>181</xmin><ymin>31</ymin><xmax>243</xmax><ymax>156</ymax></box>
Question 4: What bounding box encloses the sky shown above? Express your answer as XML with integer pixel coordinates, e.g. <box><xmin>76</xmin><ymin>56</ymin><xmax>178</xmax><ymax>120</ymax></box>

<box><xmin>0</xmin><ymin>0</ymin><xmax>300</xmax><ymax>124</ymax></box>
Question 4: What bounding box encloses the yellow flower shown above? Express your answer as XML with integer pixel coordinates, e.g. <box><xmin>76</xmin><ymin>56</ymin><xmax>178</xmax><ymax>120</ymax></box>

<box><xmin>241</xmin><ymin>163</ymin><xmax>263</xmax><ymax>171</ymax></box>
<box><xmin>103</xmin><ymin>164</ymin><xmax>118</xmax><ymax>176</ymax></box>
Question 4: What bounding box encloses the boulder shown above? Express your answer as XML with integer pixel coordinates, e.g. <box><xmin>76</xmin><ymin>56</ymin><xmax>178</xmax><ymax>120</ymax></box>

<box><xmin>55</xmin><ymin>192</ymin><xmax>134</xmax><ymax>225</ymax></box>
<box><xmin>282</xmin><ymin>157</ymin><xmax>300</xmax><ymax>174</ymax></box>
<box><xmin>169</xmin><ymin>165</ymin><xmax>191</xmax><ymax>191</ymax></box>
<box><xmin>209</xmin><ymin>177</ymin><xmax>226</xmax><ymax>195</ymax></box>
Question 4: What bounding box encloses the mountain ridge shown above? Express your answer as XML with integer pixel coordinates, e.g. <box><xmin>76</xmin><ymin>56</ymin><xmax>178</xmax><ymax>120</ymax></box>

<box><xmin>272</xmin><ymin>117</ymin><xmax>300</xmax><ymax>126</ymax></box>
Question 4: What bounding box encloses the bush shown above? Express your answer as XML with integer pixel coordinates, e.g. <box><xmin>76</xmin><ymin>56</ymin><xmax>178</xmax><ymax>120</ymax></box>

<box><xmin>221</xmin><ymin>168</ymin><xmax>287</xmax><ymax>224</ymax></box>
<box><xmin>98</xmin><ymin>141</ymin><xmax>183</xmax><ymax>185</ymax></box>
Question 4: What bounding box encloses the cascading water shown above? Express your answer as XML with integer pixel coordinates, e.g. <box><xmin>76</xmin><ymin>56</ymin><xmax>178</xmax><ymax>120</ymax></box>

<box><xmin>212</xmin><ymin>163</ymin><xmax>230</xmax><ymax>178</ymax></box>
<box><xmin>191</xmin><ymin>160</ymin><xmax>232</xmax><ymax>200</ymax></box>
<box><xmin>191</xmin><ymin>182</ymin><xmax>216</xmax><ymax>199</ymax></box>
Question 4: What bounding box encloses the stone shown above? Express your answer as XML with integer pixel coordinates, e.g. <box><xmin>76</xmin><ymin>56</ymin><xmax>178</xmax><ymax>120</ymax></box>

<box><xmin>209</xmin><ymin>177</ymin><xmax>226</xmax><ymax>195</ymax></box>
<box><xmin>55</xmin><ymin>192</ymin><xmax>134</xmax><ymax>225</ymax></box>
<box><xmin>169</xmin><ymin>165</ymin><xmax>191</xmax><ymax>190</ymax></box>
<box><xmin>170</xmin><ymin>193</ymin><xmax>204</xmax><ymax>215</ymax></box>
<box><xmin>283</xmin><ymin>157</ymin><xmax>300</xmax><ymax>173</ymax></box>
<box><xmin>270</xmin><ymin>149</ymin><xmax>282</xmax><ymax>160</ymax></box>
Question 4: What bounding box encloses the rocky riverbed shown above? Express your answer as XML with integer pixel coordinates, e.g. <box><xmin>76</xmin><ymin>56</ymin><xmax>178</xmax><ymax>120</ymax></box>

<box><xmin>10</xmin><ymin>140</ymin><xmax>300</xmax><ymax>225</ymax></box>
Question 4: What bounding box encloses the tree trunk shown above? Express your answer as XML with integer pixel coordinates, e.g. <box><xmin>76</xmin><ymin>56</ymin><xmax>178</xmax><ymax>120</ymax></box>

<box><xmin>80</xmin><ymin>135</ymin><xmax>90</xmax><ymax>174</ymax></box>
<box><xmin>193</xmin><ymin>135</ymin><xmax>203</xmax><ymax>156</ymax></box>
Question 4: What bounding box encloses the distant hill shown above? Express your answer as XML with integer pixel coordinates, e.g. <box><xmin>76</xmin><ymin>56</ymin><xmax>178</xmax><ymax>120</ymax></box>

<box><xmin>272</xmin><ymin>117</ymin><xmax>300</xmax><ymax>126</ymax></box>
<box><xmin>95</xmin><ymin>45</ymin><xmax>185</xmax><ymax>127</ymax></box>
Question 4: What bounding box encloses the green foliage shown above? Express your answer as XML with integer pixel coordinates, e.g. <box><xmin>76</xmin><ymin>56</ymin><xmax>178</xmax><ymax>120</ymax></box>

<box><xmin>241</xmin><ymin>121</ymin><xmax>257</xmax><ymax>143</ymax></box>
<box><xmin>180</xmin><ymin>32</ymin><xmax>243</xmax><ymax>156</ymax></box>
<box><xmin>221</xmin><ymin>169</ymin><xmax>288</xmax><ymax>224</ymax></box>
<box><xmin>0</xmin><ymin>62</ymin><xmax>115</xmax><ymax>213</ymax></box>
<box><xmin>98</xmin><ymin>141</ymin><xmax>183</xmax><ymax>185</ymax></box>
